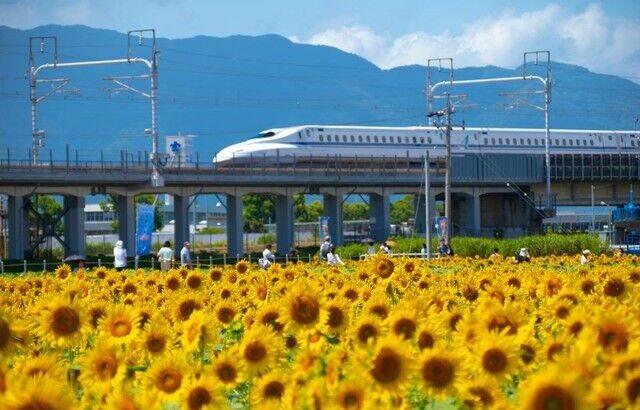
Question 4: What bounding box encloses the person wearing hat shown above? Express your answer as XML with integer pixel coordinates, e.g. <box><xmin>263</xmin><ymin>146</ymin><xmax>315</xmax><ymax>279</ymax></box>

<box><xmin>113</xmin><ymin>240</ymin><xmax>128</xmax><ymax>271</ymax></box>
<box><xmin>180</xmin><ymin>241</ymin><xmax>192</xmax><ymax>268</ymax></box>
<box><xmin>515</xmin><ymin>248</ymin><xmax>530</xmax><ymax>264</ymax></box>
<box><xmin>580</xmin><ymin>249</ymin><xmax>591</xmax><ymax>265</ymax></box>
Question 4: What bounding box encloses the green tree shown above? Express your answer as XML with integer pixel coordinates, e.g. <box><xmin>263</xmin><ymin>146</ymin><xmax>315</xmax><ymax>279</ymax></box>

<box><xmin>390</xmin><ymin>195</ymin><xmax>415</xmax><ymax>225</ymax></box>
<box><xmin>242</xmin><ymin>194</ymin><xmax>275</xmax><ymax>232</ymax></box>
<box><xmin>27</xmin><ymin>195</ymin><xmax>63</xmax><ymax>232</ymax></box>
<box><xmin>343</xmin><ymin>202</ymin><xmax>369</xmax><ymax>220</ymax></box>
<box><xmin>294</xmin><ymin>194</ymin><xmax>324</xmax><ymax>222</ymax></box>
<box><xmin>100</xmin><ymin>194</ymin><xmax>165</xmax><ymax>232</ymax></box>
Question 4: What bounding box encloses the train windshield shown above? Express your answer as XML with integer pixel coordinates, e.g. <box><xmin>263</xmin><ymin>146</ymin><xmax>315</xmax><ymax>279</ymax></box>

<box><xmin>252</xmin><ymin>131</ymin><xmax>276</xmax><ymax>139</ymax></box>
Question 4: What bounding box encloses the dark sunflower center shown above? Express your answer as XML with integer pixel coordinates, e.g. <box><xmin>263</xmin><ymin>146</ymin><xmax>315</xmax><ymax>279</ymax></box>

<box><xmin>604</xmin><ymin>279</ymin><xmax>624</xmax><ymax>297</ymax></box>
<box><xmin>482</xmin><ymin>348</ymin><xmax>508</xmax><ymax>373</ymax></box>
<box><xmin>532</xmin><ymin>385</ymin><xmax>576</xmax><ymax>410</ymax></box>
<box><xmin>393</xmin><ymin>318</ymin><xmax>416</xmax><ymax>340</ymax></box>
<box><xmin>370</xmin><ymin>305</ymin><xmax>388</xmax><ymax>319</ymax></box>
<box><xmin>627</xmin><ymin>377</ymin><xmax>640</xmax><ymax>404</ymax></box>
<box><xmin>469</xmin><ymin>387</ymin><xmax>494</xmax><ymax>405</ymax></box>
<box><xmin>167</xmin><ymin>277</ymin><xmax>180</xmax><ymax>290</ymax></box>
<box><xmin>156</xmin><ymin>368</ymin><xmax>182</xmax><ymax>393</ymax></box>
<box><xmin>51</xmin><ymin>306</ymin><xmax>81</xmax><ymax>335</ymax></box>
<box><xmin>210</xmin><ymin>270</ymin><xmax>222</xmax><ymax>281</ymax></box>
<box><xmin>370</xmin><ymin>348</ymin><xmax>402</xmax><ymax>384</ymax></box>
<box><xmin>217</xmin><ymin>307</ymin><xmax>235</xmax><ymax>324</ymax></box>
<box><xmin>146</xmin><ymin>335</ymin><xmax>166</xmax><ymax>353</ymax></box>
<box><xmin>327</xmin><ymin>307</ymin><xmax>345</xmax><ymax>328</ymax></box>
<box><xmin>598</xmin><ymin>326</ymin><xmax>628</xmax><ymax>351</ymax></box>
<box><xmin>291</xmin><ymin>295</ymin><xmax>320</xmax><ymax>324</ymax></box>
<box><xmin>95</xmin><ymin>355</ymin><xmax>118</xmax><ymax>380</ymax></box>
<box><xmin>0</xmin><ymin>318</ymin><xmax>10</xmax><ymax>349</ymax></box>
<box><xmin>357</xmin><ymin>324</ymin><xmax>377</xmax><ymax>343</ymax></box>
<box><xmin>187</xmin><ymin>386</ymin><xmax>211</xmax><ymax>410</ymax></box>
<box><xmin>187</xmin><ymin>276</ymin><xmax>202</xmax><ymax>289</ymax></box>
<box><xmin>244</xmin><ymin>341</ymin><xmax>267</xmax><ymax>362</ymax></box>
<box><xmin>178</xmin><ymin>300</ymin><xmax>200</xmax><ymax>321</ymax></box>
<box><xmin>418</xmin><ymin>332</ymin><xmax>435</xmax><ymax>350</ymax></box>
<box><xmin>263</xmin><ymin>381</ymin><xmax>285</xmax><ymax>399</ymax></box>
<box><xmin>216</xmin><ymin>363</ymin><xmax>237</xmax><ymax>383</ymax></box>
<box><xmin>421</xmin><ymin>357</ymin><xmax>454</xmax><ymax>388</ymax></box>
<box><xmin>341</xmin><ymin>390</ymin><xmax>362</xmax><ymax>408</ymax></box>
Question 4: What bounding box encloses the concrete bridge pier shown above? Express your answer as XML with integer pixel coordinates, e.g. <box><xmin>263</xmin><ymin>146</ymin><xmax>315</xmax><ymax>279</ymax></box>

<box><xmin>370</xmin><ymin>193</ymin><xmax>390</xmax><ymax>242</ymax></box>
<box><xmin>63</xmin><ymin>195</ymin><xmax>86</xmax><ymax>257</ymax></box>
<box><xmin>117</xmin><ymin>195</ymin><xmax>136</xmax><ymax>254</ymax></box>
<box><xmin>226</xmin><ymin>194</ymin><xmax>244</xmax><ymax>257</ymax></box>
<box><xmin>275</xmin><ymin>195</ymin><xmax>294</xmax><ymax>254</ymax></box>
<box><xmin>7</xmin><ymin>195</ymin><xmax>27</xmax><ymax>259</ymax></box>
<box><xmin>173</xmin><ymin>195</ymin><xmax>190</xmax><ymax>250</ymax></box>
<box><xmin>322</xmin><ymin>193</ymin><xmax>343</xmax><ymax>246</ymax></box>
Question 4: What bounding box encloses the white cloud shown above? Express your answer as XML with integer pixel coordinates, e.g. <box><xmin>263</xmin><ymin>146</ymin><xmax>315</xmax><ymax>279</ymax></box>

<box><xmin>293</xmin><ymin>3</ymin><xmax>640</xmax><ymax>80</ymax></box>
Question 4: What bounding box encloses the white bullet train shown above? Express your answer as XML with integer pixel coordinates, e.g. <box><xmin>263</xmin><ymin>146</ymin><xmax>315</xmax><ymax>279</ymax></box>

<box><xmin>213</xmin><ymin>125</ymin><xmax>639</xmax><ymax>164</ymax></box>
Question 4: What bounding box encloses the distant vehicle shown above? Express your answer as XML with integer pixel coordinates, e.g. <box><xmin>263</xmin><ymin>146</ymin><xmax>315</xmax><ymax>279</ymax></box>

<box><xmin>213</xmin><ymin>125</ymin><xmax>638</xmax><ymax>164</ymax></box>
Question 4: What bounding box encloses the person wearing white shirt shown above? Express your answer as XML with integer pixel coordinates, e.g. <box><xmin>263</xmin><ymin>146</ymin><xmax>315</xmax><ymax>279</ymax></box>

<box><xmin>420</xmin><ymin>243</ymin><xmax>428</xmax><ymax>259</ymax></box>
<box><xmin>379</xmin><ymin>242</ymin><xmax>390</xmax><ymax>254</ymax></box>
<box><xmin>327</xmin><ymin>245</ymin><xmax>345</xmax><ymax>266</ymax></box>
<box><xmin>180</xmin><ymin>241</ymin><xmax>192</xmax><ymax>267</ymax></box>
<box><xmin>260</xmin><ymin>244</ymin><xmax>275</xmax><ymax>269</ymax></box>
<box><xmin>157</xmin><ymin>241</ymin><xmax>174</xmax><ymax>272</ymax></box>
<box><xmin>113</xmin><ymin>240</ymin><xmax>127</xmax><ymax>270</ymax></box>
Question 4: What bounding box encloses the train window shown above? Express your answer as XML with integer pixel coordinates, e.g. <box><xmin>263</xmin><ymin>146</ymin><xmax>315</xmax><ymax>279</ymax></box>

<box><xmin>491</xmin><ymin>138</ymin><xmax>496</xmax><ymax>144</ymax></box>
<box><xmin>582</xmin><ymin>140</ymin><xmax>586</xmax><ymax>146</ymax></box>
<box><xmin>350</xmin><ymin>135</ymin><xmax>355</xmax><ymax>142</ymax></box>
<box><xmin>520</xmin><ymin>138</ymin><xmax>524</xmax><ymax>145</ymax></box>
<box><xmin>382</xmin><ymin>136</ymin><xmax>386</xmax><ymax>143</ymax></box>
<box><xmin>590</xmin><ymin>140</ymin><xmax>594</xmax><ymax>146</ymax></box>
<box><xmin>412</xmin><ymin>136</ymin><xmax>417</xmax><ymax>144</ymax></box>
<box><xmin>306</xmin><ymin>129</ymin><xmax>310</xmax><ymax>136</ymax></box>
<box><xmin>366</xmin><ymin>136</ymin><xmax>371</xmax><ymax>143</ymax></box>
<box><xmin>526</xmin><ymin>139</ymin><xmax>531</xmax><ymax>145</ymax></box>
<box><xmin>534</xmin><ymin>138</ymin><xmax>539</xmax><ymax>145</ymax></box>
<box><xmin>343</xmin><ymin>135</ymin><xmax>347</xmax><ymax>142</ymax></box>
<box><xmin>568</xmin><ymin>139</ymin><xmax>573</xmax><ymax>146</ymax></box>
<box><xmin>358</xmin><ymin>135</ymin><xmax>363</xmax><ymax>142</ymax></box>
<box><xmin>562</xmin><ymin>139</ymin><xmax>566</xmax><ymax>146</ymax></box>
<box><xmin>389</xmin><ymin>136</ymin><xmax>394</xmax><ymax>143</ymax></box>
<box><xmin>555</xmin><ymin>139</ymin><xmax>560</xmax><ymax>145</ymax></box>
<box><xmin>319</xmin><ymin>135</ymin><xmax>324</xmax><ymax>142</ymax></box>
<box><xmin>632</xmin><ymin>140</ymin><xmax>636</xmax><ymax>147</ymax></box>
<box><xmin>513</xmin><ymin>138</ymin><xmax>517</xmax><ymax>145</ymax></box>
<box><xmin>420</xmin><ymin>137</ymin><xmax>425</xmax><ymax>144</ymax></box>
<box><xmin>374</xmin><ymin>136</ymin><xmax>379</xmax><ymax>143</ymax></box>
<box><xmin>428</xmin><ymin>137</ymin><xmax>432</xmax><ymax>144</ymax></box>
<box><xmin>498</xmin><ymin>138</ymin><xmax>503</xmax><ymax>144</ymax></box>
<box><xmin>608</xmin><ymin>135</ymin><xmax>613</xmax><ymax>141</ymax></box>
<box><xmin>484</xmin><ymin>138</ymin><xmax>488</xmax><ymax>144</ymax></box>
<box><xmin>327</xmin><ymin>135</ymin><xmax>332</xmax><ymax>142</ymax></box>
<box><xmin>505</xmin><ymin>138</ymin><xmax>510</xmax><ymax>144</ymax></box>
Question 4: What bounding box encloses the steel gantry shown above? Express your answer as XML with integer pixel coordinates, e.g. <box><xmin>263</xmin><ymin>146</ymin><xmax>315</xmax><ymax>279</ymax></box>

<box><xmin>426</xmin><ymin>51</ymin><xmax>553</xmax><ymax>211</ymax></box>
<box><xmin>28</xmin><ymin>29</ymin><xmax>164</xmax><ymax>187</ymax></box>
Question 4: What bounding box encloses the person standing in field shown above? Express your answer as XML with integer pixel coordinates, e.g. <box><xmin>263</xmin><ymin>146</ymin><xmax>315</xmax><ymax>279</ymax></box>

<box><xmin>157</xmin><ymin>241</ymin><xmax>174</xmax><ymax>272</ymax></box>
<box><xmin>113</xmin><ymin>240</ymin><xmax>127</xmax><ymax>271</ymax></box>
<box><xmin>180</xmin><ymin>241</ymin><xmax>192</xmax><ymax>267</ymax></box>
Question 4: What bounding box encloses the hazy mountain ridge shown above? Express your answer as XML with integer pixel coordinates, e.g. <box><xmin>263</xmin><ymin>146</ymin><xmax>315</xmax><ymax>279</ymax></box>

<box><xmin>0</xmin><ymin>24</ymin><xmax>638</xmax><ymax>160</ymax></box>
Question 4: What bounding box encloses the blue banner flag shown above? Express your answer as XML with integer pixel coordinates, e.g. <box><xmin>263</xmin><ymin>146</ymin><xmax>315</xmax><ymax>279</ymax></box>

<box><xmin>136</xmin><ymin>204</ymin><xmax>155</xmax><ymax>256</ymax></box>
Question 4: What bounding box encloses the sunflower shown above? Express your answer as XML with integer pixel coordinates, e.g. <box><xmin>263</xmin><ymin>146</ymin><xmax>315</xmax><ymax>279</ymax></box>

<box><xmin>520</xmin><ymin>366</ymin><xmax>586</xmax><ymax>410</ymax></box>
<box><xmin>33</xmin><ymin>296</ymin><xmax>86</xmax><ymax>347</ymax></box>
<box><xmin>147</xmin><ymin>355</ymin><xmax>187</xmax><ymax>397</ymax></box>
<box><xmin>323</xmin><ymin>297</ymin><xmax>351</xmax><ymax>336</ymax></box>
<box><xmin>592</xmin><ymin>310</ymin><xmax>637</xmax><ymax>353</ymax></box>
<box><xmin>418</xmin><ymin>346</ymin><xmax>461</xmax><ymax>399</ymax></box>
<box><xmin>387</xmin><ymin>305</ymin><xmax>420</xmax><ymax>341</ymax></box>
<box><xmin>137</xmin><ymin>317</ymin><xmax>174</xmax><ymax>356</ymax></box>
<box><xmin>180</xmin><ymin>374</ymin><xmax>223</xmax><ymax>410</ymax></box>
<box><xmin>165</xmin><ymin>272</ymin><xmax>182</xmax><ymax>291</ymax></box>
<box><xmin>364</xmin><ymin>335</ymin><xmax>415</xmax><ymax>393</ymax></box>
<box><xmin>351</xmin><ymin>316</ymin><xmax>384</xmax><ymax>347</ymax></box>
<box><xmin>209</xmin><ymin>267</ymin><xmax>223</xmax><ymax>282</ymax></box>
<box><xmin>416</xmin><ymin>320</ymin><xmax>446</xmax><ymax>351</ymax></box>
<box><xmin>279</xmin><ymin>280</ymin><xmax>326</xmax><ymax>334</ymax></box>
<box><xmin>181</xmin><ymin>310</ymin><xmax>216</xmax><ymax>352</ymax></box>
<box><xmin>235</xmin><ymin>260</ymin><xmax>249</xmax><ymax>274</ymax></box>
<box><xmin>55</xmin><ymin>264</ymin><xmax>72</xmax><ymax>280</ymax></box>
<box><xmin>330</xmin><ymin>378</ymin><xmax>372</xmax><ymax>410</ymax></box>
<box><xmin>0</xmin><ymin>309</ymin><xmax>25</xmax><ymax>353</ymax></box>
<box><xmin>239</xmin><ymin>324</ymin><xmax>282</xmax><ymax>377</ymax></box>
<box><xmin>250</xmin><ymin>370</ymin><xmax>289</xmax><ymax>409</ymax></box>
<box><xmin>213</xmin><ymin>300</ymin><xmax>238</xmax><ymax>325</ymax></box>
<box><xmin>211</xmin><ymin>348</ymin><xmax>244</xmax><ymax>388</ymax></box>
<box><xmin>473</xmin><ymin>331</ymin><xmax>520</xmax><ymax>379</ymax></box>
<box><xmin>186</xmin><ymin>271</ymin><xmax>205</xmax><ymax>290</ymax></box>
<box><xmin>363</xmin><ymin>292</ymin><xmax>391</xmax><ymax>320</ymax></box>
<box><xmin>14</xmin><ymin>353</ymin><xmax>64</xmax><ymax>380</ymax></box>
<box><xmin>174</xmin><ymin>295</ymin><xmax>203</xmax><ymax>322</ymax></box>
<box><xmin>99</xmin><ymin>304</ymin><xmax>140</xmax><ymax>345</ymax></box>
<box><xmin>373</xmin><ymin>257</ymin><xmax>395</xmax><ymax>279</ymax></box>
<box><xmin>78</xmin><ymin>344</ymin><xmax>125</xmax><ymax>392</ymax></box>
<box><xmin>255</xmin><ymin>304</ymin><xmax>284</xmax><ymax>333</ymax></box>
<box><xmin>2</xmin><ymin>375</ymin><xmax>74</xmax><ymax>410</ymax></box>
<box><xmin>622</xmin><ymin>369</ymin><xmax>640</xmax><ymax>407</ymax></box>
<box><xmin>459</xmin><ymin>374</ymin><xmax>504</xmax><ymax>409</ymax></box>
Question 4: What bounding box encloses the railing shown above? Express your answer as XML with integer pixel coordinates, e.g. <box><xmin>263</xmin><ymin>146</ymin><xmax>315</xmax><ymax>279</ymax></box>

<box><xmin>549</xmin><ymin>153</ymin><xmax>640</xmax><ymax>181</ymax></box>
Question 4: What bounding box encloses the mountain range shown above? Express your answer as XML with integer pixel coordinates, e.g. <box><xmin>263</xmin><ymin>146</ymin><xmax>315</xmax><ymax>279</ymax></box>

<box><xmin>0</xmin><ymin>24</ymin><xmax>638</xmax><ymax>161</ymax></box>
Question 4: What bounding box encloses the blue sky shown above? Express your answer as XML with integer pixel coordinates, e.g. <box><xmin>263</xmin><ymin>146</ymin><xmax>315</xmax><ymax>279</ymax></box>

<box><xmin>0</xmin><ymin>0</ymin><xmax>638</xmax><ymax>78</ymax></box>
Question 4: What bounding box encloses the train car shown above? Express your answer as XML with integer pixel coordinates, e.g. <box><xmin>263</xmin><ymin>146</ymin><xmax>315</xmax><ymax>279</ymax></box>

<box><xmin>213</xmin><ymin>125</ymin><xmax>639</xmax><ymax>165</ymax></box>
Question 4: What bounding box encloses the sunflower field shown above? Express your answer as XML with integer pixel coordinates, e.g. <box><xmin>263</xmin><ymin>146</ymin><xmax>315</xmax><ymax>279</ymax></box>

<box><xmin>1</xmin><ymin>253</ymin><xmax>640</xmax><ymax>409</ymax></box>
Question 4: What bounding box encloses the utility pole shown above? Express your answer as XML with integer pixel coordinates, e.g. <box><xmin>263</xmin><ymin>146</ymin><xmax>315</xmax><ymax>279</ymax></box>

<box><xmin>424</xmin><ymin>150</ymin><xmax>431</xmax><ymax>258</ymax></box>
<box><xmin>444</xmin><ymin>92</ymin><xmax>452</xmax><ymax>244</ymax></box>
